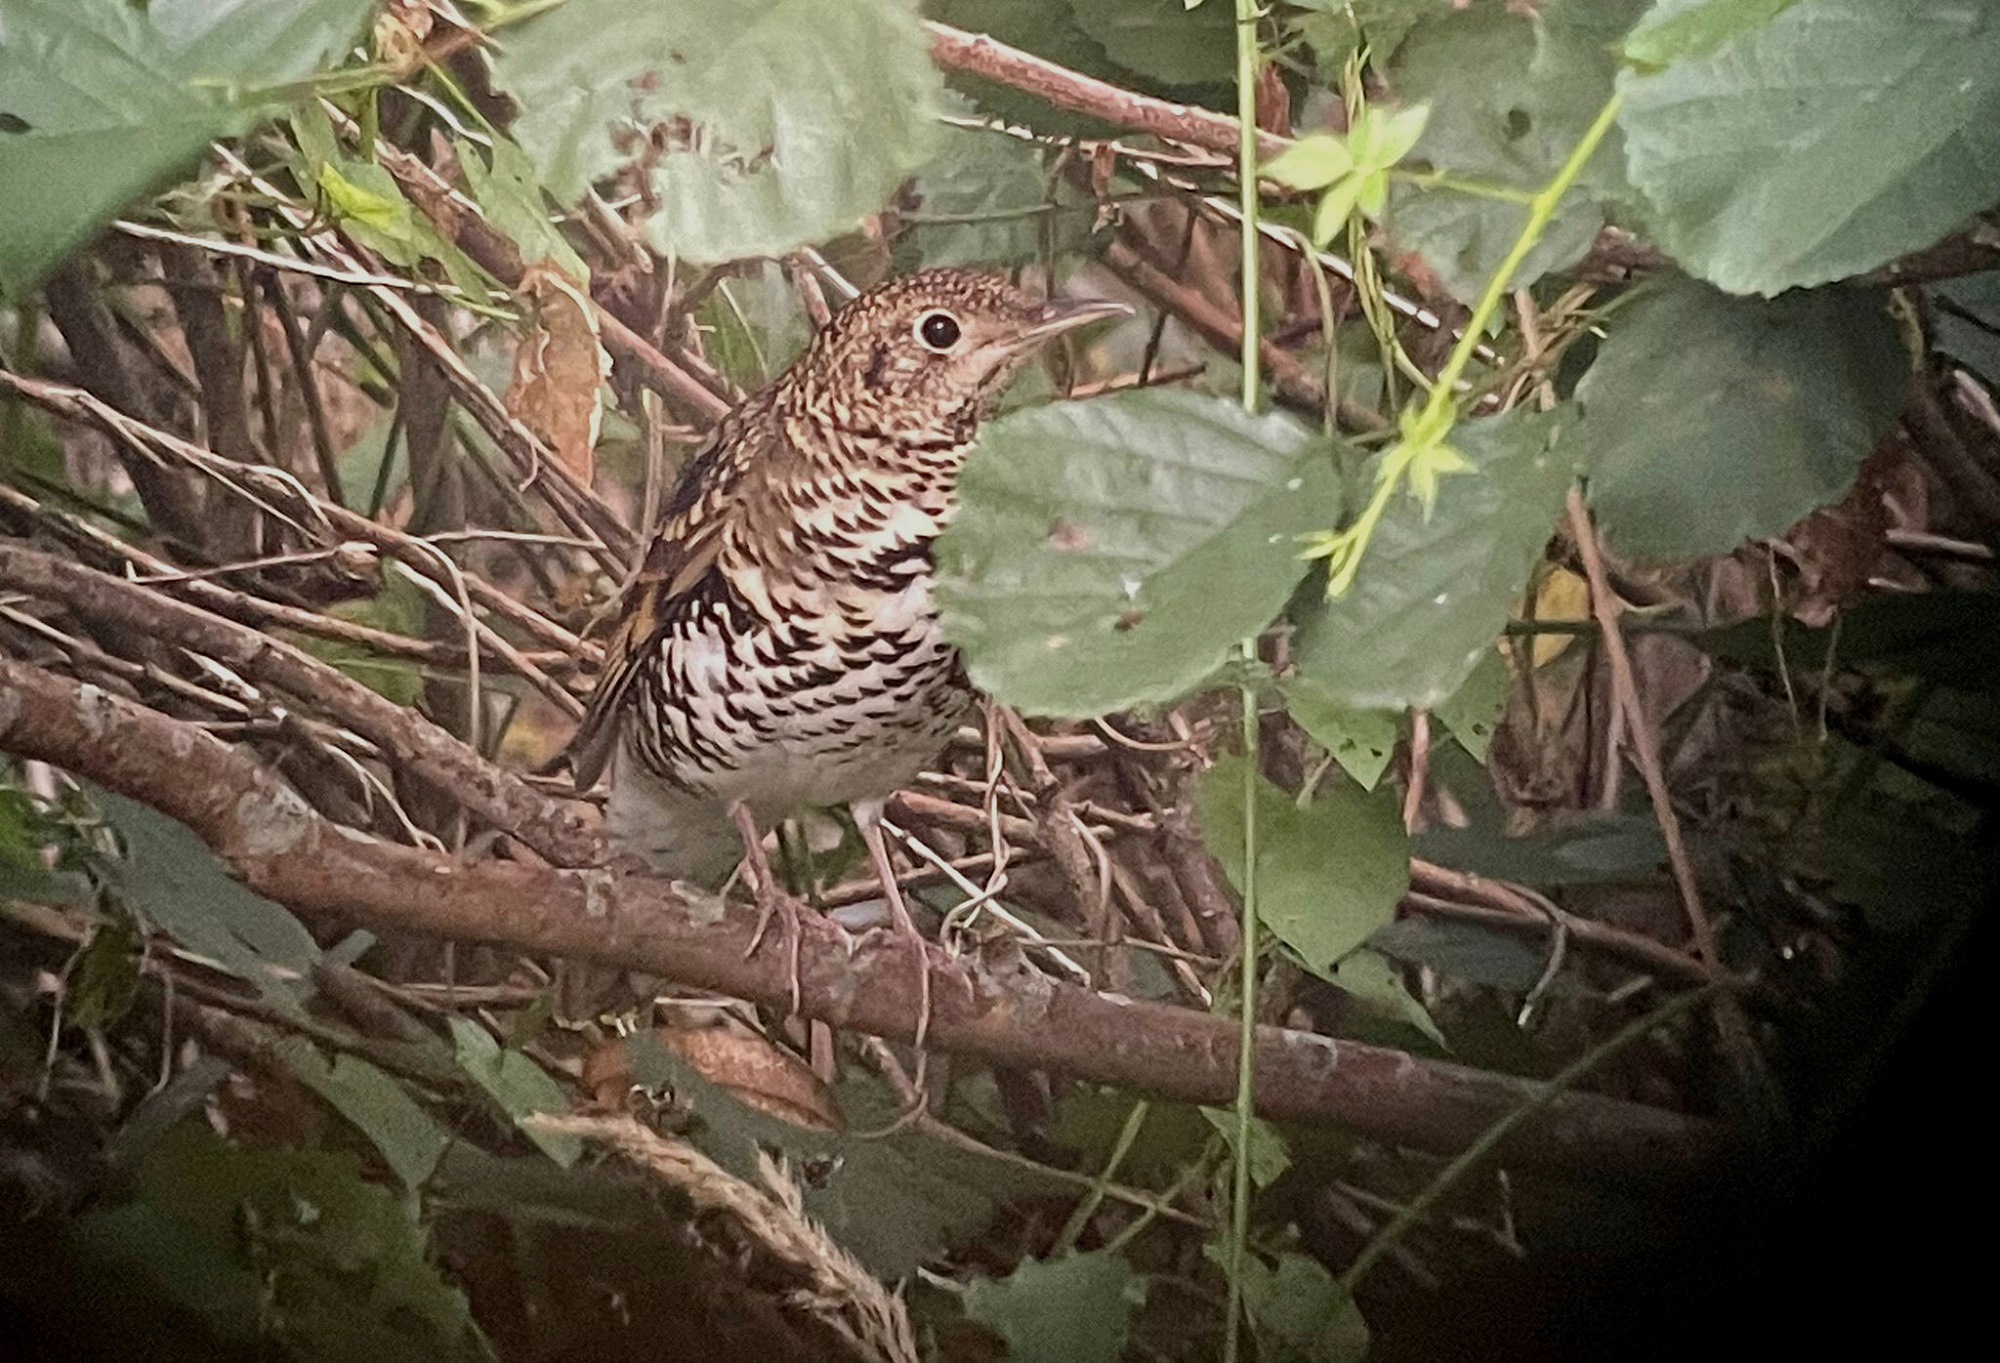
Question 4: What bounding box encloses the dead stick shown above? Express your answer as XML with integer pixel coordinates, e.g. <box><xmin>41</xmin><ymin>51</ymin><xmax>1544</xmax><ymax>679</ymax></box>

<box><xmin>1564</xmin><ymin>486</ymin><xmax>1776</xmax><ymax>1120</ymax></box>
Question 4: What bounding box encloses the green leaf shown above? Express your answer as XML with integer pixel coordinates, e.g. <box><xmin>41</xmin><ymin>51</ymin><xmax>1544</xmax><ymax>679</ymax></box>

<box><xmin>1616</xmin><ymin>0</ymin><xmax>2000</xmax><ymax>295</ymax></box>
<box><xmin>62</xmin><ymin>1203</ymin><xmax>264</xmax><ymax>1343</ymax></box>
<box><xmin>1313</xmin><ymin>173</ymin><xmax>1369</xmax><ymax>243</ymax></box>
<box><xmin>299</xmin><ymin>572</ymin><xmax>428</xmax><ymax>705</ymax></box>
<box><xmin>963</xmin><ymin>1251</ymin><xmax>1143</xmax><ymax>1363</ymax></box>
<box><xmin>894</xmin><ymin>97</ymin><xmax>1069</xmax><ymax>270</ymax></box>
<box><xmin>1236</xmin><ymin>1250</ymin><xmax>1370</xmax><ymax>1363</ymax></box>
<box><xmin>1369</xmin><ymin>914</ymin><xmax>1549</xmax><ymax>992</ymax></box>
<box><xmin>1930</xmin><ymin>271</ymin><xmax>2000</xmax><ymax>392</ymax></box>
<box><xmin>1621</xmin><ymin>0</ymin><xmax>1802</xmax><ymax>68</ymax></box>
<box><xmin>1051</xmin><ymin>1091</ymin><xmax>1215</xmax><ymax>1186</ymax></box>
<box><xmin>336</xmin><ymin>409</ymin><xmax>401</xmax><ymax>509</ymax></box>
<box><xmin>1283</xmin><ymin>679</ymin><xmax>1400</xmax><ymax>790</ymax></box>
<box><xmin>491</xmin><ymin>0</ymin><xmax>942</xmax><ymax>265</ymax></box>
<box><xmin>0</xmin><ymin>404</ymin><xmax>73</xmax><ymax>490</ymax></box>
<box><xmin>458</xmin><ymin>135</ymin><xmax>590</xmax><ymax>280</ymax></box>
<box><xmin>317</xmin><ymin>161</ymin><xmax>417</xmax><ymax>244</ymax></box>
<box><xmin>67</xmin><ymin>902</ymin><xmax>144</xmax><ymax>1030</ymax></box>
<box><xmin>698</xmin><ymin>259</ymin><xmax>814</xmax><ymax>388</ymax></box>
<box><xmin>1433</xmin><ymin>645</ymin><xmax>1511</xmax><ymax>762</ymax></box>
<box><xmin>1197</xmin><ymin>755</ymin><xmax>1410</xmax><ymax>973</ymax></box>
<box><xmin>1414</xmin><ymin>815</ymin><xmax>1668</xmax><ymax>886</ymax></box>
<box><xmin>309</xmin><ymin>164</ymin><xmax>489</xmax><ymax>304</ymax></box>
<box><xmin>1576</xmin><ymin>276</ymin><xmax>1908</xmax><ymax>560</ymax></box>
<box><xmin>448</xmin><ymin>1017</ymin><xmax>580</xmax><ymax>1168</ymax></box>
<box><xmin>1357</xmin><ymin>171</ymin><xmax>1387</xmax><ymax>223</ymax></box>
<box><xmin>275</xmin><ymin>1039</ymin><xmax>451</xmax><ymax>1191</ymax></box>
<box><xmin>1200</xmin><ymin>1107</ymin><xmax>1294</xmax><ymax>1189</ymax></box>
<box><xmin>0</xmin><ymin>785</ymin><xmax>91</xmax><ymax>905</ymax></box>
<box><xmin>935</xmin><ymin>389</ymin><xmax>1336</xmax><ymax>718</ymax></box>
<box><xmin>1267</xmin><ymin>134</ymin><xmax>1357</xmax><ymax>192</ymax></box>
<box><xmin>1382</xmin><ymin>0</ymin><xmax>1649</xmax><ymax>301</ymax></box>
<box><xmin>1070</xmin><ymin>0</ymin><xmax>1236</xmax><ymax>86</ymax></box>
<box><xmin>1332</xmin><ymin>948</ymin><xmax>1446</xmax><ymax>1049</ymax></box>
<box><xmin>0</xmin><ymin>0</ymin><xmax>374</xmax><ymax>297</ymax></box>
<box><xmin>1292</xmin><ymin>409</ymin><xmax>1574</xmax><ymax>711</ymax></box>
<box><xmin>103</xmin><ymin>1122</ymin><xmax>480</xmax><ymax>1360</ymax></box>
<box><xmin>1292</xmin><ymin>0</ymin><xmax>1448</xmax><ymax>69</ymax></box>
<box><xmin>1352</xmin><ymin>103</ymin><xmax>1431</xmax><ymax>168</ymax></box>
<box><xmin>93</xmin><ymin>789</ymin><xmax>321</xmax><ymax>1014</ymax></box>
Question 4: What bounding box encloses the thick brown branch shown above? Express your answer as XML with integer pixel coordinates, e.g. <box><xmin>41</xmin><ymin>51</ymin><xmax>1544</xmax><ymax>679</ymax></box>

<box><xmin>0</xmin><ymin>657</ymin><xmax>1727</xmax><ymax>1184</ymax></box>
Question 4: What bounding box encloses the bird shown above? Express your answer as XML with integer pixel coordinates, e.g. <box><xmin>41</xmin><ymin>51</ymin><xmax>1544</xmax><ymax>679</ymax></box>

<box><xmin>568</xmin><ymin>268</ymin><xmax>1126</xmax><ymax>1026</ymax></box>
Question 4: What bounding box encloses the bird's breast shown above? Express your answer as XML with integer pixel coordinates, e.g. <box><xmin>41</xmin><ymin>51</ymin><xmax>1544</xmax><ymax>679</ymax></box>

<box><xmin>620</xmin><ymin>529</ymin><xmax>969</xmax><ymax>816</ymax></box>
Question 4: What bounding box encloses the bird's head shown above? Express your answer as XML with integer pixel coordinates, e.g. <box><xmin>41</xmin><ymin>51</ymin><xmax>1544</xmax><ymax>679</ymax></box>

<box><xmin>785</xmin><ymin>269</ymin><xmax>1128</xmax><ymax>448</ymax></box>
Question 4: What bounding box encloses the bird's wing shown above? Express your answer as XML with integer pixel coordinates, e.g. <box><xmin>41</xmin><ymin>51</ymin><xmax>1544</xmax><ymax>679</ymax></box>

<box><xmin>567</xmin><ymin>404</ymin><xmax>780</xmax><ymax>789</ymax></box>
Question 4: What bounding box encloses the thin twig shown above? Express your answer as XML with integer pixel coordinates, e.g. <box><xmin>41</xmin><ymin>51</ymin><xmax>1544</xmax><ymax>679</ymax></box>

<box><xmin>1563</xmin><ymin>489</ymin><xmax>1718</xmax><ymax>964</ymax></box>
<box><xmin>927</xmin><ymin>22</ymin><xmax>1277</xmax><ymax>160</ymax></box>
<box><xmin>1564</xmin><ymin>487</ymin><xmax>1775</xmax><ymax>1120</ymax></box>
<box><xmin>0</xmin><ymin>546</ymin><xmax>601</xmax><ymax>866</ymax></box>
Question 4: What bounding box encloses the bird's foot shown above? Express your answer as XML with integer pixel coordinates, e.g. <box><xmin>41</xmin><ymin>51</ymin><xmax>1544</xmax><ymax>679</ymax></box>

<box><xmin>731</xmin><ymin>801</ymin><xmax>804</xmax><ymax>1019</ymax></box>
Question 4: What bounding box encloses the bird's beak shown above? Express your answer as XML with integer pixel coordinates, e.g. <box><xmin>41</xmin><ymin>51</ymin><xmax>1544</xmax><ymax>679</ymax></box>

<box><xmin>1014</xmin><ymin>295</ymin><xmax>1133</xmax><ymax>346</ymax></box>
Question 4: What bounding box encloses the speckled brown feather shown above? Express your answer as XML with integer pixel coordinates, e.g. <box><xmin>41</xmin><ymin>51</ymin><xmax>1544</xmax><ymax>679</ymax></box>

<box><xmin>568</xmin><ymin>269</ymin><xmax>1125</xmax><ymax>877</ymax></box>
<box><xmin>567</xmin><ymin>396</ymin><xmax>787</xmax><ymax>790</ymax></box>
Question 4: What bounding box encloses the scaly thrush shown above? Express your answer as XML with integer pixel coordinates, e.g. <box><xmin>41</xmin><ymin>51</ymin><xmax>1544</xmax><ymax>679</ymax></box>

<box><xmin>570</xmin><ymin>270</ymin><xmax>1126</xmax><ymax>891</ymax></box>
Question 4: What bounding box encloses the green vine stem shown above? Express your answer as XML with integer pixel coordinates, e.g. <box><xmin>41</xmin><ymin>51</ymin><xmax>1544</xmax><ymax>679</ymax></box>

<box><xmin>1224</xmin><ymin>667</ymin><xmax>1262</xmax><ymax>1363</ymax></box>
<box><xmin>1309</xmin><ymin>91</ymin><xmax>1626</xmax><ymax>598</ymax></box>
<box><xmin>1052</xmin><ymin>1099</ymin><xmax>1150</xmax><ymax>1255</ymax></box>
<box><xmin>1225</xmin><ymin>1</ymin><xmax>1264</xmax><ymax>1359</ymax></box>
<box><xmin>1235</xmin><ymin>6</ymin><xmax>1262</xmax><ymax>408</ymax></box>
<box><xmin>1428</xmin><ymin>92</ymin><xmax>1623</xmax><ymax>405</ymax></box>
<box><xmin>1338</xmin><ymin>978</ymin><xmax>1725</xmax><ymax>1294</ymax></box>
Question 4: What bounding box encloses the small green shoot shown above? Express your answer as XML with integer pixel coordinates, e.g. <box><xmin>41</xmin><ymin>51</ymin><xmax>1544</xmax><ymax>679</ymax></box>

<box><xmin>1264</xmin><ymin>102</ymin><xmax>1431</xmax><ymax>244</ymax></box>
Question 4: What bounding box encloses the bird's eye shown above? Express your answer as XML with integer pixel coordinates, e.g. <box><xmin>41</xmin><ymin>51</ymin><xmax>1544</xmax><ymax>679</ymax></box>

<box><xmin>916</xmin><ymin>310</ymin><xmax>962</xmax><ymax>352</ymax></box>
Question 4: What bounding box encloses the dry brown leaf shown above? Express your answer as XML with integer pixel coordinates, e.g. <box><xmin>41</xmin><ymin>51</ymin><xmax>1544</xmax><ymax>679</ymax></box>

<box><xmin>373</xmin><ymin>1</ymin><xmax>434</xmax><ymax>76</ymax></box>
<box><xmin>1525</xmin><ymin>565</ymin><xmax>1590</xmax><ymax>669</ymax></box>
<box><xmin>1784</xmin><ymin>436</ymin><xmax>1900</xmax><ymax>626</ymax></box>
<box><xmin>584</xmin><ymin>1027</ymin><xmax>845</xmax><ymax>1133</ymax></box>
<box><xmin>505</xmin><ymin>264</ymin><xmax>608</xmax><ymax>485</ymax></box>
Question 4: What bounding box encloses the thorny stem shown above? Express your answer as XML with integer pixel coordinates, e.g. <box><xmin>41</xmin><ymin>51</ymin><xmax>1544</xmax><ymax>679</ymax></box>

<box><xmin>1226</xmin><ymin>3</ymin><xmax>1264</xmax><ymax>1360</ymax></box>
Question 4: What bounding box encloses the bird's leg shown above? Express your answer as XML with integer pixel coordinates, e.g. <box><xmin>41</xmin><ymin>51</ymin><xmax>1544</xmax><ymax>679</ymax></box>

<box><xmin>731</xmin><ymin>801</ymin><xmax>803</xmax><ymax>1019</ymax></box>
<box><xmin>853</xmin><ymin>798</ymin><xmax>933</xmax><ymax>1052</ymax></box>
